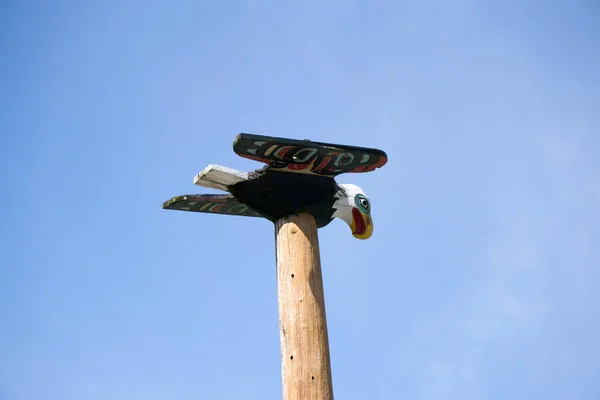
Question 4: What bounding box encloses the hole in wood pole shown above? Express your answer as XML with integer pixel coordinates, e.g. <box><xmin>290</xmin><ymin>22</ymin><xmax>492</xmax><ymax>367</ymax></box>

<box><xmin>290</xmin><ymin>356</ymin><xmax>294</xmax><ymax>360</ymax></box>
<box><xmin>312</xmin><ymin>376</ymin><xmax>315</xmax><ymax>380</ymax></box>
<box><xmin>291</xmin><ymin>228</ymin><xmax>298</xmax><ymax>234</ymax></box>
<box><xmin>291</xmin><ymin>274</ymin><xmax>294</xmax><ymax>278</ymax></box>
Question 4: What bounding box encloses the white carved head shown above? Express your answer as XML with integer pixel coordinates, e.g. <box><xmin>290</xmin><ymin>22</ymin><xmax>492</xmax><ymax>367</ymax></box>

<box><xmin>332</xmin><ymin>184</ymin><xmax>373</xmax><ymax>239</ymax></box>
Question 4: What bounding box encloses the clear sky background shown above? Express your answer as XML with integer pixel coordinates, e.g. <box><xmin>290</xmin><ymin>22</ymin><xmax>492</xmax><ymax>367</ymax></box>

<box><xmin>1</xmin><ymin>1</ymin><xmax>599</xmax><ymax>399</ymax></box>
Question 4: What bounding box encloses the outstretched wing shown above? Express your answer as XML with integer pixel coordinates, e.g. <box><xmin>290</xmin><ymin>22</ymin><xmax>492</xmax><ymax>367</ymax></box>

<box><xmin>162</xmin><ymin>194</ymin><xmax>263</xmax><ymax>218</ymax></box>
<box><xmin>233</xmin><ymin>133</ymin><xmax>387</xmax><ymax>177</ymax></box>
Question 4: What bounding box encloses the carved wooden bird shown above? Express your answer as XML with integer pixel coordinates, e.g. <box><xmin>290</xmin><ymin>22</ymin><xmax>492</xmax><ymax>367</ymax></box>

<box><xmin>162</xmin><ymin>134</ymin><xmax>387</xmax><ymax>239</ymax></box>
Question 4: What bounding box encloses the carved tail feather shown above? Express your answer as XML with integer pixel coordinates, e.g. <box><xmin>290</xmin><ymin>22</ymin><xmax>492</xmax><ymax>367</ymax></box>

<box><xmin>193</xmin><ymin>164</ymin><xmax>249</xmax><ymax>192</ymax></box>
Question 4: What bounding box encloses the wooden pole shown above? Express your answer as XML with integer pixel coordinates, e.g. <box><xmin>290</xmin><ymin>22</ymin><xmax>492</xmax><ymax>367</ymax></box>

<box><xmin>275</xmin><ymin>213</ymin><xmax>334</xmax><ymax>400</ymax></box>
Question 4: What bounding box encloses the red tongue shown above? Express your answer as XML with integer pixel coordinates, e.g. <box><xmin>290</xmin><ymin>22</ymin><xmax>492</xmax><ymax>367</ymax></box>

<box><xmin>352</xmin><ymin>208</ymin><xmax>366</xmax><ymax>235</ymax></box>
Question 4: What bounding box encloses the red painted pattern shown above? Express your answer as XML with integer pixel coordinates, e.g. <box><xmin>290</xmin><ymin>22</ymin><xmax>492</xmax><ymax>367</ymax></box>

<box><xmin>349</xmin><ymin>155</ymin><xmax>387</xmax><ymax>172</ymax></box>
<box><xmin>274</xmin><ymin>146</ymin><xmax>294</xmax><ymax>159</ymax></box>
<box><xmin>313</xmin><ymin>156</ymin><xmax>331</xmax><ymax>172</ymax></box>
<box><xmin>211</xmin><ymin>204</ymin><xmax>225</xmax><ymax>212</ymax></box>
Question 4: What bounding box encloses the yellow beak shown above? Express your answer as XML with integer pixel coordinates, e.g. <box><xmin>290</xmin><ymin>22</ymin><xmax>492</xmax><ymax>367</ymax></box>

<box><xmin>351</xmin><ymin>208</ymin><xmax>373</xmax><ymax>239</ymax></box>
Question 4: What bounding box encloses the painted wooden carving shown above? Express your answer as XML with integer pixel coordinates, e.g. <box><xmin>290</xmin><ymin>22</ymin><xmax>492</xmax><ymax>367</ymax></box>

<box><xmin>163</xmin><ymin>194</ymin><xmax>262</xmax><ymax>218</ymax></box>
<box><xmin>163</xmin><ymin>134</ymin><xmax>388</xmax><ymax>239</ymax></box>
<box><xmin>233</xmin><ymin>133</ymin><xmax>388</xmax><ymax>176</ymax></box>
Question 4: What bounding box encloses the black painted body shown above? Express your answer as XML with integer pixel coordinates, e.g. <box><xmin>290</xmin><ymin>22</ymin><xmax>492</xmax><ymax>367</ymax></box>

<box><xmin>230</xmin><ymin>169</ymin><xmax>339</xmax><ymax>227</ymax></box>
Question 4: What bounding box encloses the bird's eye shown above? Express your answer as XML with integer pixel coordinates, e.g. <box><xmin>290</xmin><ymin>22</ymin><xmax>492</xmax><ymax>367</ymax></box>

<box><xmin>355</xmin><ymin>194</ymin><xmax>370</xmax><ymax>213</ymax></box>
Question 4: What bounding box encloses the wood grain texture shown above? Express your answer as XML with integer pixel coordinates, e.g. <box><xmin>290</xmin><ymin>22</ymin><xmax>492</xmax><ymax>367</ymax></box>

<box><xmin>275</xmin><ymin>213</ymin><xmax>334</xmax><ymax>400</ymax></box>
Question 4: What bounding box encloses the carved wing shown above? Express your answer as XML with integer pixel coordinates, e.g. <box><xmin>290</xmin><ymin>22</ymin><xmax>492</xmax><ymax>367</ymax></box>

<box><xmin>162</xmin><ymin>194</ymin><xmax>263</xmax><ymax>217</ymax></box>
<box><xmin>233</xmin><ymin>133</ymin><xmax>388</xmax><ymax>177</ymax></box>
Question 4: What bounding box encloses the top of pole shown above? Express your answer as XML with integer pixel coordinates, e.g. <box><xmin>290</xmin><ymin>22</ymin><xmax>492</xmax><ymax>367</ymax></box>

<box><xmin>163</xmin><ymin>133</ymin><xmax>387</xmax><ymax>240</ymax></box>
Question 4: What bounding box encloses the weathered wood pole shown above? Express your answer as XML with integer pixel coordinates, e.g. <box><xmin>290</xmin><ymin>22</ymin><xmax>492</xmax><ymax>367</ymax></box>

<box><xmin>275</xmin><ymin>212</ymin><xmax>334</xmax><ymax>400</ymax></box>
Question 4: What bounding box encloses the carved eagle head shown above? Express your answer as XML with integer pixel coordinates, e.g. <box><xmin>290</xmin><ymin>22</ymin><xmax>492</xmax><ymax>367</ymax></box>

<box><xmin>331</xmin><ymin>184</ymin><xmax>373</xmax><ymax>240</ymax></box>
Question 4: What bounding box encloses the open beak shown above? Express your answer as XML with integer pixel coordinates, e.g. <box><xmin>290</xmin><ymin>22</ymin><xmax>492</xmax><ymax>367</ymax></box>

<box><xmin>351</xmin><ymin>207</ymin><xmax>373</xmax><ymax>239</ymax></box>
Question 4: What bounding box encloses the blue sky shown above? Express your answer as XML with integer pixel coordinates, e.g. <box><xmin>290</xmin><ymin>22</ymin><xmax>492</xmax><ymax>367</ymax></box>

<box><xmin>1</xmin><ymin>1</ymin><xmax>599</xmax><ymax>399</ymax></box>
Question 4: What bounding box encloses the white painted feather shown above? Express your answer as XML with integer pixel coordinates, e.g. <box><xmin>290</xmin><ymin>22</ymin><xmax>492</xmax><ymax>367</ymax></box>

<box><xmin>193</xmin><ymin>164</ymin><xmax>249</xmax><ymax>192</ymax></box>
